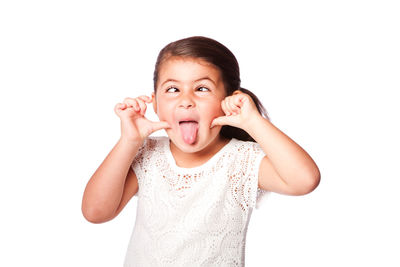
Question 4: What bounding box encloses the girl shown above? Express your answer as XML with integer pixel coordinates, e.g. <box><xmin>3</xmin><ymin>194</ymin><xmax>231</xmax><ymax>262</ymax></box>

<box><xmin>82</xmin><ymin>36</ymin><xmax>320</xmax><ymax>266</ymax></box>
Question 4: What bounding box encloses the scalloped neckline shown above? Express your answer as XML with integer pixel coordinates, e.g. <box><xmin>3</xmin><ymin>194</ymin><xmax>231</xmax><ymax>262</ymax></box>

<box><xmin>164</xmin><ymin>137</ymin><xmax>235</xmax><ymax>174</ymax></box>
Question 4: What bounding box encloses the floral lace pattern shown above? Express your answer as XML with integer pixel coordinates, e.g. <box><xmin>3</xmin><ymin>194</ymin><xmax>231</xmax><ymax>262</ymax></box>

<box><xmin>124</xmin><ymin>136</ymin><xmax>270</xmax><ymax>267</ymax></box>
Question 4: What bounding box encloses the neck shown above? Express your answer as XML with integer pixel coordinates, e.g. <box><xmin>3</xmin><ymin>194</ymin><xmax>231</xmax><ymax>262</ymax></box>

<box><xmin>169</xmin><ymin>136</ymin><xmax>230</xmax><ymax>168</ymax></box>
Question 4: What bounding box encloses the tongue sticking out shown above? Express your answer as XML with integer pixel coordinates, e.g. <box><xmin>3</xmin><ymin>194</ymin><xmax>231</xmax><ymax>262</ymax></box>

<box><xmin>179</xmin><ymin>121</ymin><xmax>198</xmax><ymax>145</ymax></box>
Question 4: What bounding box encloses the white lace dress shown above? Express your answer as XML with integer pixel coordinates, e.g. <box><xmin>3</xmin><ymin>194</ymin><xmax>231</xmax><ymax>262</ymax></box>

<box><xmin>123</xmin><ymin>136</ymin><xmax>270</xmax><ymax>267</ymax></box>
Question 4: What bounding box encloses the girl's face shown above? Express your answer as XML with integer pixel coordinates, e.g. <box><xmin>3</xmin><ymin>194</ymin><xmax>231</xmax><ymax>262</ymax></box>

<box><xmin>153</xmin><ymin>56</ymin><xmax>227</xmax><ymax>154</ymax></box>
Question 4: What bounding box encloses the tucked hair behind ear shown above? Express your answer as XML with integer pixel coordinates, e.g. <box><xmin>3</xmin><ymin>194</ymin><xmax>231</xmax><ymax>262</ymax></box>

<box><xmin>153</xmin><ymin>36</ymin><xmax>270</xmax><ymax>142</ymax></box>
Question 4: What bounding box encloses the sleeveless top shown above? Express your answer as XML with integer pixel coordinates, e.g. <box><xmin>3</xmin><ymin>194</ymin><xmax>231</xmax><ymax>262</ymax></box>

<box><xmin>123</xmin><ymin>136</ymin><xmax>270</xmax><ymax>267</ymax></box>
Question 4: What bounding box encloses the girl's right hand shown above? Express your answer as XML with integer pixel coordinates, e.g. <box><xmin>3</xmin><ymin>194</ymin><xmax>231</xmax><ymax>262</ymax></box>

<box><xmin>114</xmin><ymin>95</ymin><xmax>170</xmax><ymax>143</ymax></box>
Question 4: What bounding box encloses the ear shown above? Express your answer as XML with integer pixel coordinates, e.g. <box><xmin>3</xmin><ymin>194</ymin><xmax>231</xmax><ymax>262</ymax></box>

<box><xmin>152</xmin><ymin>92</ymin><xmax>157</xmax><ymax>114</ymax></box>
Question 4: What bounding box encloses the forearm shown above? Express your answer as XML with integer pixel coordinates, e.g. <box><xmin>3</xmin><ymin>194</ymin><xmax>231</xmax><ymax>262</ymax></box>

<box><xmin>82</xmin><ymin>138</ymin><xmax>142</xmax><ymax>221</ymax></box>
<box><xmin>246</xmin><ymin>116</ymin><xmax>320</xmax><ymax>187</ymax></box>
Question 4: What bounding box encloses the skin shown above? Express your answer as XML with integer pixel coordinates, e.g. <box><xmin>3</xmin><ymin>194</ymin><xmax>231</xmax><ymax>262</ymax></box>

<box><xmin>152</xmin><ymin>56</ymin><xmax>231</xmax><ymax>167</ymax></box>
<box><xmin>81</xmin><ymin>56</ymin><xmax>321</xmax><ymax>224</ymax></box>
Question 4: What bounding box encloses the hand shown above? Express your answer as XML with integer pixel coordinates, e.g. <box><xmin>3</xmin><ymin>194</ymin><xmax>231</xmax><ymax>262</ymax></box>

<box><xmin>210</xmin><ymin>90</ymin><xmax>262</xmax><ymax>131</ymax></box>
<box><xmin>114</xmin><ymin>95</ymin><xmax>170</xmax><ymax>143</ymax></box>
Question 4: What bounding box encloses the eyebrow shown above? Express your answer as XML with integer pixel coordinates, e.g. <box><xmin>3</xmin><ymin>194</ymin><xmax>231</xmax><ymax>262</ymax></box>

<box><xmin>161</xmin><ymin>77</ymin><xmax>216</xmax><ymax>87</ymax></box>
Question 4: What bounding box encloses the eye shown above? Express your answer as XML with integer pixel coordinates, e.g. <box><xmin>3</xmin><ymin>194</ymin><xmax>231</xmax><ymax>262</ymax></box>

<box><xmin>197</xmin><ymin>86</ymin><xmax>210</xmax><ymax>92</ymax></box>
<box><xmin>166</xmin><ymin>86</ymin><xmax>179</xmax><ymax>93</ymax></box>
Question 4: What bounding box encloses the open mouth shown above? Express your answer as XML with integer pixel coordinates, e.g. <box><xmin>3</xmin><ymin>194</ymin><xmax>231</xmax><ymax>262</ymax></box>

<box><xmin>179</xmin><ymin>120</ymin><xmax>199</xmax><ymax>145</ymax></box>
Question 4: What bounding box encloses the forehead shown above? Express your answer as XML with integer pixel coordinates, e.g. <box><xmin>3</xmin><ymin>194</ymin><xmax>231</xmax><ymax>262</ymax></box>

<box><xmin>158</xmin><ymin>57</ymin><xmax>222</xmax><ymax>85</ymax></box>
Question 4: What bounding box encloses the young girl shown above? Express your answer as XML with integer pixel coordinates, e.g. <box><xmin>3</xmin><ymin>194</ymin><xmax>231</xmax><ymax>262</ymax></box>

<box><xmin>82</xmin><ymin>36</ymin><xmax>320</xmax><ymax>266</ymax></box>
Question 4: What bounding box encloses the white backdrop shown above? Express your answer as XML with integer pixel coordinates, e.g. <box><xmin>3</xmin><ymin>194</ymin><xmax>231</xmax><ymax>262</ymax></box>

<box><xmin>1</xmin><ymin>0</ymin><xmax>399</xmax><ymax>266</ymax></box>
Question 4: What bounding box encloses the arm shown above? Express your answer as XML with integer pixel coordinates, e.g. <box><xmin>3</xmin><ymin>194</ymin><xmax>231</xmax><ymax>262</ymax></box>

<box><xmin>81</xmin><ymin>95</ymin><xmax>170</xmax><ymax>224</ymax></box>
<box><xmin>211</xmin><ymin>91</ymin><xmax>320</xmax><ymax>196</ymax></box>
<box><xmin>81</xmin><ymin>138</ymin><xmax>141</xmax><ymax>224</ymax></box>
<box><xmin>246</xmin><ymin>116</ymin><xmax>320</xmax><ymax>195</ymax></box>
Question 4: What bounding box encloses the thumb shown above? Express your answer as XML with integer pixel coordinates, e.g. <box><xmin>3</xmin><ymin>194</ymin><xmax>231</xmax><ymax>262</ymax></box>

<box><xmin>210</xmin><ymin>116</ymin><xmax>230</xmax><ymax>129</ymax></box>
<box><xmin>150</xmin><ymin>120</ymin><xmax>171</xmax><ymax>133</ymax></box>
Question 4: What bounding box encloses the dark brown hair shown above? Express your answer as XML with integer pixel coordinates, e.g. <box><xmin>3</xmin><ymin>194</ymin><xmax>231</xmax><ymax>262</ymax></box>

<box><xmin>153</xmin><ymin>36</ymin><xmax>270</xmax><ymax>142</ymax></box>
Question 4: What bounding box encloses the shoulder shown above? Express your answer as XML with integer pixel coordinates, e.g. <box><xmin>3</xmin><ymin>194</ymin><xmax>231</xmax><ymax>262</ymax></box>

<box><xmin>226</xmin><ymin>139</ymin><xmax>266</xmax><ymax>210</ymax></box>
<box><xmin>222</xmin><ymin>139</ymin><xmax>265</xmax><ymax>171</ymax></box>
<box><xmin>132</xmin><ymin>136</ymin><xmax>168</xmax><ymax>171</ymax></box>
<box><xmin>134</xmin><ymin>136</ymin><xmax>168</xmax><ymax>162</ymax></box>
<box><xmin>145</xmin><ymin>135</ymin><xmax>168</xmax><ymax>144</ymax></box>
<box><xmin>229</xmin><ymin>138</ymin><xmax>264</xmax><ymax>156</ymax></box>
<box><xmin>140</xmin><ymin>135</ymin><xmax>168</xmax><ymax>151</ymax></box>
<box><xmin>230</xmin><ymin>139</ymin><xmax>265</xmax><ymax>172</ymax></box>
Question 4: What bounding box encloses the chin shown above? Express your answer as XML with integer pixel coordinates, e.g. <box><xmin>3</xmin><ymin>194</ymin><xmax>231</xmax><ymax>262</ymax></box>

<box><xmin>171</xmin><ymin>137</ymin><xmax>205</xmax><ymax>153</ymax></box>
<box><xmin>167</xmin><ymin>133</ymin><xmax>213</xmax><ymax>154</ymax></box>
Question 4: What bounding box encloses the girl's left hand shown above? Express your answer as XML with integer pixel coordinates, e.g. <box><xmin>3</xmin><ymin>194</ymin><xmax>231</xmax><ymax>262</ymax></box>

<box><xmin>211</xmin><ymin>90</ymin><xmax>262</xmax><ymax>131</ymax></box>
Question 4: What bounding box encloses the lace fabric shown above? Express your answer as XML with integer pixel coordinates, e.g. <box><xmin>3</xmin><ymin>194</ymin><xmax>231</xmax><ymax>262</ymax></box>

<box><xmin>124</xmin><ymin>136</ymin><xmax>269</xmax><ymax>267</ymax></box>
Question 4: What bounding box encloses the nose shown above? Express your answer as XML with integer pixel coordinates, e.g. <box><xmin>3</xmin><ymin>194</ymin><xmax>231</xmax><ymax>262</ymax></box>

<box><xmin>178</xmin><ymin>93</ymin><xmax>195</xmax><ymax>109</ymax></box>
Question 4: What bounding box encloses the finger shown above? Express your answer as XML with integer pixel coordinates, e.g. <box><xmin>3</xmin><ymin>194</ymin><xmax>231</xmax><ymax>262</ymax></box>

<box><xmin>115</xmin><ymin>103</ymin><xmax>132</xmax><ymax>117</ymax></box>
<box><xmin>137</xmin><ymin>95</ymin><xmax>152</xmax><ymax>103</ymax></box>
<box><xmin>114</xmin><ymin>103</ymin><xmax>125</xmax><ymax>115</ymax></box>
<box><xmin>210</xmin><ymin>115</ymin><xmax>229</xmax><ymax>128</ymax></box>
<box><xmin>150</xmin><ymin>121</ymin><xmax>171</xmax><ymax>132</ymax></box>
<box><xmin>230</xmin><ymin>94</ymin><xmax>243</xmax><ymax>113</ymax></box>
<box><xmin>114</xmin><ymin>103</ymin><xmax>120</xmax><ymax>115</ymax></box>
<box><xmin>221</xmin><ymin>99</ymin><xmax>230</xmax><ymax>116</ymax></box>
<box><xmin>123</xmin><ymin>98</ymin><xmax>140</xmax><ymax>111</ymax></box>
<box><xmin>232</xmin><ymin>94</ymin><xmax>244</xmax><ymax>107</ymax></box>
<box><xmin>135</xmin><ymin>98</ymin><xmax>147</xmax><ymax>116</ymax></box>
<box><xmin>227</xmin><ymin>97</ymin><xmax>240</xmax><ymax>114</ymax></box>
<box><xmin>225</xmin><ymin>98</ymin><xmax>236</xmax><ymax>115</ymax></box>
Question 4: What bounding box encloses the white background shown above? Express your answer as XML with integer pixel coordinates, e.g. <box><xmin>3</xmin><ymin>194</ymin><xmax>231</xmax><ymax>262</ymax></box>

<box><xmin>1</xmin><ymin>0</ymin><xmax>399</xmax><ymax>266</ymax></box>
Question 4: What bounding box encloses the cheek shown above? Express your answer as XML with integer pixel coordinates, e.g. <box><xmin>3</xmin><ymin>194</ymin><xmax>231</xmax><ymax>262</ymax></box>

<box><xmin>156</xmin><ymin>101</ymin><xmax>175</xmax><ymax>122</ymax></box>
<box><xmin>203</xmin><ymin>100</ymin><xmax>224</xmax><ymax>119</ymax></box>
<box><xmin>212</xmin><ymin>99</ymin><xmax>224</xmax><ymax>113</ymax></box>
